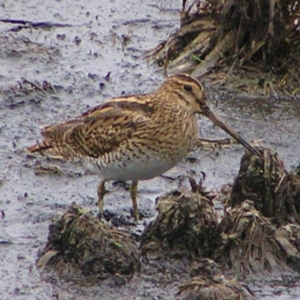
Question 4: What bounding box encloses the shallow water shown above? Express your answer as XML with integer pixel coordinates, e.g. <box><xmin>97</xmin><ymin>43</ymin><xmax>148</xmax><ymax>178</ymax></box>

<box><xmin>0</xmin><ymin>1</ymin><xmax>300</xmax><ymax>299</ymax></box>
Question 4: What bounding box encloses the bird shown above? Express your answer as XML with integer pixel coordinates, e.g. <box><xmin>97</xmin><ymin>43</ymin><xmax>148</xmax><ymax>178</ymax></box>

<box><xmin>27</xmin><ymin>73</ymin><xmax>259</xmax><ymax>220</ymax></box>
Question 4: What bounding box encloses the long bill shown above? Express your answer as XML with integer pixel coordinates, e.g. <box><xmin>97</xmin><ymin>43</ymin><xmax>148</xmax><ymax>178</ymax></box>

<box><xmin>202</xmin><ymin>107</ymin><xmax>260</xmax><ymax>156</ymax></box>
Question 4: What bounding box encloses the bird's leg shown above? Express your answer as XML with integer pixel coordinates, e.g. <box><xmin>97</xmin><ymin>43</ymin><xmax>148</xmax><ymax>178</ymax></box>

<box><xmin>130</xmin><ymin>181</ymin><xmax>139</xmax><ymax>220</ymax></box>
<box><xmin>97</xmin><ymin>180</ymin><xmax>107</xmax><ymax>214</ymax></box>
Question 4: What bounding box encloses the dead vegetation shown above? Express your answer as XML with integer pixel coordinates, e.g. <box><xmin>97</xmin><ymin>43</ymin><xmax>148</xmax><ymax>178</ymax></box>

<box><xmin>214</xmin><ymin>148</ymin><xmax>300</xmax><ymax>275</ymax></box>
<box><xmin>140</xmin><ymin>181</ymin><xmax>220</xmax><ymax>258</ymax></box>
<box><xmin>217</xmin><ymin>200</ymin><xmax>300</xmax><ymax>275</ymax></box>
<box><xmin>140</xmin><ymin>148</ymin><xmax>300</xmax><ymax>276</ymax></box>
<box><xmin>229</xmin><ymin>148</ymin><xmax>300</xmax><ymax>225</ymax></box>
<box><xmin>147</xmin><ymin>0</ymin><xmax>300</xmax><ymax>97</ymax></box>
<box><xmin>0</xmin><ymin>78</ymin><xmax>59</xmax><ymax>110</ymax></box>
<box><xmin>37</xmin><ymin>203</ymin><xmax>140</xmax><ymax>285</ymax></box>
<box><xmin>176</xmin><ymin>259</ymin><xmax>255</xmax><ymax>300</ymax></box>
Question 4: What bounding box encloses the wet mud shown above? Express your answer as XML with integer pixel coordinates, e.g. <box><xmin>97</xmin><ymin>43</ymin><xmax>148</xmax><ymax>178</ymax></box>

<box><xmin>0</xmin><ymin>1</ymin><xmax>300</xmax><ymax>299</ymax></box>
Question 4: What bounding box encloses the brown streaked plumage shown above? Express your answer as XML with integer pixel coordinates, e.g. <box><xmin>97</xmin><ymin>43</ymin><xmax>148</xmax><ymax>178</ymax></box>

<box><xmin>27</xmin><ymin>74</ymin><xmax>259</xmax><ymax>220</ymax></box>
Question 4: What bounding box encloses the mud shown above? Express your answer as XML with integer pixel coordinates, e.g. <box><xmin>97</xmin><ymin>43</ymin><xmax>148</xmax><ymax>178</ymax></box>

<box><xmin>0</xmin><ymin>1</ymin><xmax>300</xmax><ymax>299</ymax></box>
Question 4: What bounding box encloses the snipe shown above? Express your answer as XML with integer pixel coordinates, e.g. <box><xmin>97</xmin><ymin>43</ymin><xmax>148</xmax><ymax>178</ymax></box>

<box><xmin>27</xmin><ymin>74</ymin><xmax>259</xmax><ymax>220</ymax></box>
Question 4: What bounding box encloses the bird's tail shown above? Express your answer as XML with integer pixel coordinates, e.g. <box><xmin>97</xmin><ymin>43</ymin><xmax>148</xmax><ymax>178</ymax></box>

<box><xmin>26</xmin><ymin>140</ymin><xmax>53</xmax><ymax>153</ymax></box>
<box><xmin>26</xmin><ymin>123</ymin><xmax>72</xmax><ymax>157</ymax></box>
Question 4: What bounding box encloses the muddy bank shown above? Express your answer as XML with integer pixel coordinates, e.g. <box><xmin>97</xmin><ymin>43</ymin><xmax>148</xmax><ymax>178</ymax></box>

<box><xmin>0</xmin><ymin>1</ymin><xmax>300</xmax><ymax>299</ymax></box>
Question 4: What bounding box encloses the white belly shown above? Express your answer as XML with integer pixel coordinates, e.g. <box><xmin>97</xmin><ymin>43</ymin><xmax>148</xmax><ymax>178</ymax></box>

<box><xmin>84</xmin><ymin>155</ymin><xmax>183</xmax><ymax>181</ymax></box>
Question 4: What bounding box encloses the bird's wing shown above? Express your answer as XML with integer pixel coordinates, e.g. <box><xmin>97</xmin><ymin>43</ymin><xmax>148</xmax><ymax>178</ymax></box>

<box><xmin>27</xmin><ymin>95</ymin><xmax>155</xmax><ymax>159</ymax></box>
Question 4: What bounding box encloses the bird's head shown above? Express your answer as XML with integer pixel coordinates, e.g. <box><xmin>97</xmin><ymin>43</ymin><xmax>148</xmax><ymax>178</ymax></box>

<box><xmin>160</xmin><ymin>73</ymin><xmax>260</xmax><ymax>156</ymax></box>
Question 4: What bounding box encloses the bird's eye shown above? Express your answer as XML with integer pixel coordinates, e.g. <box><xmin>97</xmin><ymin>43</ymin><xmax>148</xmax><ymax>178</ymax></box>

<box><xmin>183</xmin><ymin>84</ymin><xmax>193</xmax><ymax>92</ymax></box>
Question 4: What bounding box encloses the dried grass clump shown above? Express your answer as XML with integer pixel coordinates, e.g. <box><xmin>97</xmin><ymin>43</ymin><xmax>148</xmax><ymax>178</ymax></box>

<box><xmin>176</xmin><ymin>258</ymin><xmax>255</xmax><ymax>300</ymax></box>
<box><xmin>140</xmin><ymin>186</ymin><xmax>219</xmax><ymax>258</ymax></box>
<box><xmin>229</xmin><ymin>148</ymin><xmax>300</xmax><ymax>225</ymax></box>
<box><xmin>216</xmin><ymin>200</ymin><xmax>300</xmax><ymax>275</ymax></box>
<box><xmin>147</xmin><ymin>0</ymin><xmax>300</xmax><ymax>95</ymax></box>
<box><xmin>37</xmin><ymin>203</ymin><xmax>140</xmax><ymax>284</ymax></box>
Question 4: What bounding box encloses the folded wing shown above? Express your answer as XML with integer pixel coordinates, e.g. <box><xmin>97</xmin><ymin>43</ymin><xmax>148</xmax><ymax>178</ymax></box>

<box><xmin>27</xmin><ymin>96</ymin><xmax>154</xmax><ymax>161</ymax></box>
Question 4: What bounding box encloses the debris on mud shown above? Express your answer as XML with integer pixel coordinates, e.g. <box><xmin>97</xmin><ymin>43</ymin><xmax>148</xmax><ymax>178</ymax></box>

<box><xmin>274</xmin><ymin>224</ymin><xmax>300</xmax><ymax>270</ymax></box>
<box><xmin>0</xmin><ymin>18</ymin><xmax>72</xmax><ymax>32</ymax></box>
<box><xmin>147</xmin><ymin>0</ymin><xmax>300</xmax><ymax>96</ymax></box>
<box><xmin>0</xmin><ymin>34</ymin><xmax>60</xmax><ymax>61</ymax></box>
<box><xmin>33</xmin><ymin>162</ymin><xmax>64</xmax><ymax>176</ymax></box>
<box><xmin>176</xmin><ymin>258</ymin><xmax>255</xmax><ymax>300</ymax></box>
<box><xmin>215</xmin><ymin>148</ymin><xmax>300</xmax><ymax>274</ymax></box>
<box><xmin>140</xmin><ymin>149</ymin><xmax>300</xmax><ymax>279</ymax></box>
<box><xmin>1</xmin><ymin>78</ymin><xmax>59</xmax><ymax>109</ymax></box>
<box><xmin>140</xmin><ymin>180</ymin><xmax>220</xmax><ymax>258</ymax></box>
<box><xmin>229</xmin><ymin>148</ymin><xmax>300</xmax><ymax>225</ymax></box>
<box><xmin>216</xmin><ymin>200</ymin><xmax>300</xmax><ymax>275</ymax></box>
<box><xmin>37</xmin><ymin>203</ymin><xmax>141</xmax><ymax>285</ymax></box>
<box><xmin>19</xmin><ymin>78</ymin><xmax>57</xmax><ymax>94</ymax></box>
